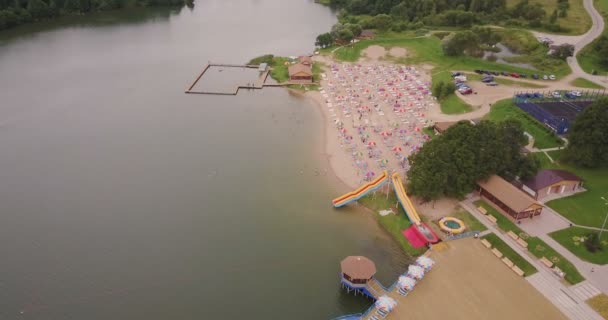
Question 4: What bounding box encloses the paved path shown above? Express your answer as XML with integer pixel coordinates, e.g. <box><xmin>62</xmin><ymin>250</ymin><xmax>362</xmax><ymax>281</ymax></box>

<box><xmin>460</xmin><ymin>199</ymin><xmax>604</xmax><ymax>320</ymax></box>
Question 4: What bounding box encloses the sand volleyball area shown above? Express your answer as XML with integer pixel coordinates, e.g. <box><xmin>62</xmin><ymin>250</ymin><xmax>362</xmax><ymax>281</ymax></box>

<box><xmin>384</xmin><ymin>238</ymin><xmax>567</xmax><ymax>320</ymax></box>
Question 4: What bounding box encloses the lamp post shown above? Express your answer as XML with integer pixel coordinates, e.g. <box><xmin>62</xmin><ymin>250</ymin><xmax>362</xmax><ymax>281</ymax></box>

<box><xmin>600</xmin><ymin>196</ymin><xmax>608</xmax><ymax>242</ymax></box>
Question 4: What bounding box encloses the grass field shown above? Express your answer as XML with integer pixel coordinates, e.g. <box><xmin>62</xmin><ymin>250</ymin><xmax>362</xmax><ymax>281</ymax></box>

<box><xmin>270</xmin><ymin>57</ymin><xmax>289</xmax><ymax>83</ymax></box>
<box><xmin>549</xmin><ymin>227</ymin><xmax>608</xmax><ymax>265</ymax></box>
<box><xmin>504</xmin><ymin>0</ymin><xmax>592</xmax><ymax>35</ymax></box>
<box><xmin>329</xmin><ymin>34</ymin><xmax>545</xmax><ymax>75</ymax></box>
<box><xmin>483</xmin><ymin>233</ymin><xmax>538</xmax><ymax>276</ymax></box>
<box><xmin>452</xmin><ymin>208</ymin><xmax>488</xmax><ymax>232</ymax></box>
<box><xmin>588</xmin><ymin>294</ymin><xmax>608</xmax><ymax>319</ymax></box>
<box><xmin>432</xmin><ymin>70</ymin><xmax>473</xmax><ymax>114</ymax></box>
<box><xmin>526</xmin><ymin>237</ymin><xmax>585</xmax><ymax>284</ymax></box>
<box><xmin>474</xmin><ymin>200</ymin><xmax>584</xmax><ymax>284</ymax></box>
<box><xmin>359</xmin><ymin>191</ymin><xmax>428</xmax><ymax>256</ymax></box>
<box><xmin>535</xmin><ymin>152</ymin><xmax>608</xmax><ymax>228</ymax></box>
<box><xmin>569</xmin><ymin>77</ymin><xmax>604</xmax><ymax>89</ymax></box>
<box><xmin>484</xmin><ymin>99</ymin><xmax>564</xmax><ymax>149</ymax></box>
<box><xmin>577</xmin><ymin>0</ymin><xmax>608</xmax><ymax>74</ymax></box>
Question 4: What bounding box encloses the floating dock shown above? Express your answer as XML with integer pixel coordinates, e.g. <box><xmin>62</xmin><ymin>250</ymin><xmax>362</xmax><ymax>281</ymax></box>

<box><xmin>184</xmin><ymin>63</ymin><xmax>286</xmax><ymax>95</ymax></box>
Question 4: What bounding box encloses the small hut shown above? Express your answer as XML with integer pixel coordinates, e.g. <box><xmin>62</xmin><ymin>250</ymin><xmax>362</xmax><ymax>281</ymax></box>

<box><xmin>288</xmin><ymin>63</ymin><xmax>313</xmax><ymax>83</ymax></box>
<box><xmin>341</xmin><ymin>256</ymin><xmax>376</xmax><ymax>285</ymax></box>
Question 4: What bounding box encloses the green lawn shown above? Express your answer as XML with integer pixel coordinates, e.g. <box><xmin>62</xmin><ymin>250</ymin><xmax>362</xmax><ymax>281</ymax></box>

<box><xmin>504</xmin><ymin>0</ymin><xmax>592</xmax><ymax>35</ymax></box>
<box><xmin>473</xmin><ymin>200</ymin><xmax>584</xmax><ymax>284</ymax></box>
<box><xmin>474</xmin><ymin>200</ymin><xmax>527</xmax><ymax>236</ymax></box>
<box><xmin>569</xmin><ymin>77</ymin><xmax>604</xmax><ymax>89</ymax></box>
<box><xmin>422</xmin><ymin>127</ymin><xmax>437</xmax><ymax>139</ymax></box>
<box><xmin>359</xmin><ymin>191</ymin><xmax>428</xmax><ymax>256</ymax></box>
<box><xmin>483</xmin><ymin>233</ymin><xmax>538</xmax><ymax>276</ymax></box>
<box><xmin>484</xmin><ymin>99</ymin><xmax>564</xmax><ymax>149</ymax></box>
<box><xmin>270</xmin><ymin>57</ymin><xmax>290</xmax><ymax>83</ymax></box>
<box><xmin>577</xmin><ymin>0</ymin><xmax>608</xmax><ymax>74</ymax></box>
<box><xmin>550</xmin><ymin>227</ymin><xmax>608</xmax><ymax>265</ymax></box>
<box><xmin>451</xmin><ymin>209</ymin><xmax>488</xmax><ymax>232</ymax></box>
<box><xmin>526</xmin><ymin>237</ymin><xmax>585</xmax><ymax>284</ymax></box>
<box><xmin>330</xmin><ymin>34</ymin><xmax>549</xmax><ymax>76</ymax></box>
<box><xmin>536</xmin><ymin>154</ymin><xmax>608</xmax><ymax>228</ymax></box>
<box><xmin>433</xmin><ymin>70</ymin><xmax>473</xmax><ymax>114</ymax></box>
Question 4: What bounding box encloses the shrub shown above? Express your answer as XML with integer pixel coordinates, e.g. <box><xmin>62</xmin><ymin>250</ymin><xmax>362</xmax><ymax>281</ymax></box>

<box><xmin>584</xmin><ymin>233</ymin><xmax>602</xmax><ymax>253</ymax></box>
<box><xmin>486</xmin><ymin>54</ymin><xmax>498</xmax><ymax>62</ymax></box>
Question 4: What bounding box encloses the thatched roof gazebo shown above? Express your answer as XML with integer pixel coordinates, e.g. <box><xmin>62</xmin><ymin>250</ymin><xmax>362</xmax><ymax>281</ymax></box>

<box><xmin>341</xmin><ymin>256</ymin><xmax>376</xmax><ymax>285</ymax></box>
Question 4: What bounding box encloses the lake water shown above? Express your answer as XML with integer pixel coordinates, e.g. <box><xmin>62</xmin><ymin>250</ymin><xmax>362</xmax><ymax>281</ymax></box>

<box><xmin>0</xmin><ymin>2</ymin><xmax>411</xmax><ymax>319</ymax></box>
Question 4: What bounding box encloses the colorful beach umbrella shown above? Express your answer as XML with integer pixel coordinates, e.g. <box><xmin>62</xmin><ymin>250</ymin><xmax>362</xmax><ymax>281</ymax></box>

<box><xmin>368</xmin><ymin>141</ymin><xmax>377</xmax><ymax>147</ymax></box>
<box><xmin>397</xmin><ymin>275</ymin><xmax>416</xmax><ymax>291</ymax></box>
<box><xmin>392</xmin><ymin>146</ymin><xmax>402</xmax><ymax>152</ymax></box>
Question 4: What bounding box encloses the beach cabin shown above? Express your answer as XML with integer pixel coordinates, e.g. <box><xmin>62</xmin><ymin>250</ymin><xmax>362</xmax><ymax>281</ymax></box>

<box><xmin>288</xmin><ymin>63</ymin><xmax>313</xmax><ymax>83</ymax></box>
<box><xmin>521</xmin><ymin>169</ymin><xmax>583</xmax><ymax>201</ymax></box>
<box><xmin>432</xmin><ymin>121</ymin><xmax>457</xmax><ymax>134</ymax></box>
<box><xmin>477</xmin><ymin>175</ymin><xmax>543</xmax><ymax>221</ymax></box>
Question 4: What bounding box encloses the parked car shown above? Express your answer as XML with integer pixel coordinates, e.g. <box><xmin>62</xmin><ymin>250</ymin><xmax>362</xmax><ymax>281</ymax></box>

<box><xmin>486</xmin><ymin>82</ymin><xmax>499</xmax><ymax>86</ymax></box>
<box><xmin>511</xmin><ymin>73</ymin><xmax>520</xmax><ymax>78</ymax></box>
<box><xmin>533</xmin><ymin>92</ymin><xmax>543</xmax><ymax>98</ymax></box>
<box><xmin>572</xmin><ymin>90</ymin><xmax>582</xmax><ymax>97</ymax></box>
<box><xmin>543</xmin><ymin>75</ymin><xmax>548</xmax><ymax>80</ymax></box>
<box><xmin>492</xmin><ymin>71</ymin><xmax>499</xmax><ymax>75</ymax></box>
<box><xmin>474</xmin><ymin>69</ymin><xmax>483</xmax><ymax>74</ymax></box>
<box><xmin>551</xmin><ymin>91</ymin><xmax>561</xmax><ymax>98</ymax></box>
<box><xmin>565</xmin><ymin>92</ymin><xmax>576</xmax><ymax>99</ymax></box>
<box><xmin>532</xmin><ymin>74</ymin><xmax>539</xmax><ymax>79</ymax></box>
<box><xmin>482</xmin><ymin>76</ymin><xmax>494</xmax><ymax>83</ymax></box>
<box><xmin>520</xmin><ymin>74</ymin><xmax>527</xmax><ymax>78</ymax></box>
<box><xmin>452</xmin><ymin>72</ymin><xmax>463</xmax><ymax>77</ymax></box>
<box><xmin>501</xmin><ymin>71</ymin><xmax>509</xmax><ymax>76</ymax></box>
<box><xmin>549</xmin><ymin>75</ymin><xmax>556</xmax><ymax>80</ymax></box>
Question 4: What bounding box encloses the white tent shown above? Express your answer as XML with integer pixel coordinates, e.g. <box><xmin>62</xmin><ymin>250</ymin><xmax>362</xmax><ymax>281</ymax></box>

<box><xmin>375</xmin><ymin>295</ymin><xmax>398</xmax><ymax>312</ymax></box>
<box><xmin>415</xmin><ymin>256</ymin><xmax>434</xmax><ymax>271</ymax></box>
<box><xmin>397</xmin><ymin>275</ymin><xmax>416</xmax><ymax>291</ymax></box>
<box><xmin>407</xmin><ymin>265</ymin><xmax>425</xmax><ymax>280</ymax></box>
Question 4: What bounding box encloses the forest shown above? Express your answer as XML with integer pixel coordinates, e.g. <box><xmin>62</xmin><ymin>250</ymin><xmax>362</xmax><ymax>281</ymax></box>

<box><xmin>0</xmin><ymin>0</ymin><xmax>190</xmax><ymax>30</ymax></box>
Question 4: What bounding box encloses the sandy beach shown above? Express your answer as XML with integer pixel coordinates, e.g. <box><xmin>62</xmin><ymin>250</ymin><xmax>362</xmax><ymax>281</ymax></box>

<box><xmin>306</xmin><ymin>47</ymin><xmax>437</xmax><ymax>191</ymax></box>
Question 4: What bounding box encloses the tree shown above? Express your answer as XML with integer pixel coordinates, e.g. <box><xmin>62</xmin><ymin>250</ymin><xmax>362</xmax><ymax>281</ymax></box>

<box><xmin>472</xmin><ymin>26</ymin><xmax>502</xmax><ymax>46</ymax></box>
<box><xmin>431</xmin><ymin>81</ymin><xmax>445</xmax><ymax>99</ymax></box>
<box><xmin>562</xmin><ymin>98</ymin><xmax>608</xmax><ymax>168</ymax></box>
<box><xmin>549</xmin><ymin>9</ymin><xmax>558</xmax><ymax>24</ymax></box>
<box><xmin>593</xmin><ymin>35</ymin><xmax>608</xmax><ymax>67</ymax></box>
<box><xmin>337</xmin><ymin>28</ymin><xmax>354</xmax><ymax>43</ymax></box>
<box><xmin>315</xmin><ymin>32</ymin><xmax>334</xmax><ymax>48</ymax></box>
<box><xmin>371</xmin><ymin>13</ymin><xmax>392</xmax><ymax>31</ymax></box>
<box><xmin>442</xmin><ymin>31</ymin><xmax>480</xmax><ymax>56</ymax></box>
<box><xmin>551</xmin><ymin>43</ymin><xmax>574</xmax><ymax>60</ymax></box>
<box><xmin>407</xmin><ymin>120</ymin><xmax>537</xmax><ymax>199</ymax></box>
<box><xmin>345</xmin><ymin>23</ymin><xmax>362</xmax><ymax>37</ymax></box>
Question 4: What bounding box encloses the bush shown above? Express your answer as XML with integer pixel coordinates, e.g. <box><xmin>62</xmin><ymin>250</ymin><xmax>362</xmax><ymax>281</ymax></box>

<box><xmin>486</xmin><ymin>54</ymin><xmax>498</xmax><ymax>62</ymax></box>
<box><xmin>584</xmin><ymin>233</ymin><xmax>602</xmax><ymax>253</ymax></box>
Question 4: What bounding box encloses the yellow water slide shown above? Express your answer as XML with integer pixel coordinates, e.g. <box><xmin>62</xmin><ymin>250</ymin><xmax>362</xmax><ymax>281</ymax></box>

<box><xmin>391</xmin><ymin>172</ymin><xmax>421</xmax><ymax>226</ymax></box>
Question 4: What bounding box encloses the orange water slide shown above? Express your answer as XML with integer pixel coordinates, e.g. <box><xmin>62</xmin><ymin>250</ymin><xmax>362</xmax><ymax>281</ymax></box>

<box><xmin>332</xmin><ymin>171</ymin><xmax>389</xmax><ymax>208</ymax></box>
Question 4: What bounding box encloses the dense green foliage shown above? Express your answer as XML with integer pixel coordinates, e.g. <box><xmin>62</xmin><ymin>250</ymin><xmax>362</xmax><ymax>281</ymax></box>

<box><xmin>562</xmin><ymin>98</ymin><xmax>608</xmax><ymax>168</ymax></box>
<box><xmin>0</xmin><ymin>0</ymin><xmax>188</xmax><ymax>30</ymax></box>
<box><xmin>328</xmin><ymin>0</ymin><xmax>572</xmax><ymax>32</ymax></box>
<box><xmin>431</xmin><ymin>80</ymin><xmax>455</xmax><ymax>99</ymax></box>
<box><xmin>590</xmin><ymin>35</ymin><xmax>608</xmax><ymax>69</ymax></box>
<box><xmin>407</xmin><ymin>120</ymin><xmax>539</xmax><ymax>199</ymax></box>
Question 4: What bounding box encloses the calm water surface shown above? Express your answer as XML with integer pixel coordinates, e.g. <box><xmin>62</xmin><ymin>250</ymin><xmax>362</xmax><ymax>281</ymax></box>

<box><xmin>0</xmin><ymin>2</ymin><xmax>411</xmax><ymax>319</ymax></box>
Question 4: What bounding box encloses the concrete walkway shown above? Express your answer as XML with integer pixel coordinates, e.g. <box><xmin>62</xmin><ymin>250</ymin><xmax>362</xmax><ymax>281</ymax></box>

<box><xmin>460</xmin><ymin>199</ymin><xmax>604</xmax><ymax>320</ymax></box>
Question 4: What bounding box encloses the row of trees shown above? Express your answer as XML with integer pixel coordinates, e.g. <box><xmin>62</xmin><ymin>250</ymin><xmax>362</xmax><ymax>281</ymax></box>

<box><xmin>0</xmin><ymin>0</ymin><xmax>188</xmax><ymax>30</ymax></box>
<box><xmin>442</xmin><ymin>26</ymin><xmax>501</xmax><ymax>56</ymax></box>
<box><xmin>562</xmin><ymin>98</ymin><xmax>608</xmax><ymax>168</ymax></box>
<box><xmin>406</xmin><ymin>120</ymin><xmax>539</xmax><ymax>200</ymax></box>
<box><xmin>431</xmin><ymin>80</ymin><xmax>456</xmax><ymax>100</ymax></box>
<box><xmin>591</xmin><ymin>35</ymin><xmax>608</xmax><ymax>69</ymax></box>
<box><xmin>329</xmin><ymin>0</ymin><xmax>570</xmax><ymax>31</ymax></box>
<box><xmin>316</xmin><ymin>22</ymin><xmax>363</xmax><ymax>48</ymax></box>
